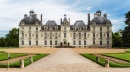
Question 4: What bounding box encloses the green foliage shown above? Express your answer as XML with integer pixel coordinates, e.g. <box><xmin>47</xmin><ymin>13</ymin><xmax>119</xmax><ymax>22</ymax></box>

<box><xmin>0</xmin><ymin>54</ymin><xmax>48</xmax><ymax>68</ymax></box>
<box><xmin>0</xmin><ymin>28</ymin><xmax>19</xmax><ymax>47</ymax></box>
<box><xmin>81</xmin><ymin>54</ymin><xmax>130</xmax><ymax>67</ymax></box>
<box><xmin>112</xmin><ymin>31</ymin><xmax>122</xmax><ymax>47</ymax></box>
<box><xmin>102</xmin><ymin>53</ymin><xmax>130</xmax><ymax>62</ymax></box>
<box><xmin>0</xmin><ymin>53</ymin><xmax>27</xmax><ymax>61</ymax></box>
<box><xmin>122</xmin><ymin>10</ymin><xmax>130</xmax><ymax>47</ymax></box>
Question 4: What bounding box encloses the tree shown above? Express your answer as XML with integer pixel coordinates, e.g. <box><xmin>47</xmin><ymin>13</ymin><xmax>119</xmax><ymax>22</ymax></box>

<box><xmin>0</xmin><ymin>28</ymin><xmax>19</xmax><ymax>47</ymax></box>
<box><xmin>122</xmin><ymin>10</ymin><xmax>130</xmax><ymax>47</ymax></box>
<box><xmin>112</xmin><ymin>31</ymin><xmax>122</xmax><ymax>47</ymax></box>
<box><xmin>0</xmin><ymin>37</ymin><xmax>5</xmax><ymax>47</ymax></box>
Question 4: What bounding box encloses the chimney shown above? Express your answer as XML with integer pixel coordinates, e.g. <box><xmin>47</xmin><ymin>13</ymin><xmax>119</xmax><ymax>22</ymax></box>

<box><xmin>88</xmin><ymin>13</ymin><xmax>90</xmax><ymax>24</ymax></box>
<box><xmin>24</xmin><ymin>14</ymin><xmax>27</xmax><ymax>18</ymax></box>
<box><xmin>41</xmin><ymin>14</ymin><xmax>42</xmax><ymax>22</ymax></box>
<box><xmin>68</xmin><ymin>18</ymin><xmax>70</xmax><ymax>24</ymax></box>
<box><xmin>94</xmin><ymin>14</ymin><xmax>97</xmax><ymax>17</ymax></box>
<box><xmin>103</xmin><ymin>14</ymin><xmax>107</xmax><ymax>18</ymax></box>
<box><xmin>33</xmin><ymin>14</ymin><xmax>37</xmax><ymax>18</ymax></box>
<box><xmin>60</xmin><ymin>18</ymin><xmax>62</xmax><ymax>24</ymax></box>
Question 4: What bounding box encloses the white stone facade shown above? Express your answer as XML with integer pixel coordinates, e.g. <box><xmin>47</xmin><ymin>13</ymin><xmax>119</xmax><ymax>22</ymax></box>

<box><xmin>19</xmin><ymin>10</ymin><xmax>112</xmax><ymax>48</ymax></box>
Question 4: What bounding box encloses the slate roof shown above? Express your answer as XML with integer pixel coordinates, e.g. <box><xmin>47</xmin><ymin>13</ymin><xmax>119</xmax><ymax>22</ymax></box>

<box><xmin>45</xmin><ymin>20</ymin><xmax>57</xmax><ymax>27</ymax></box>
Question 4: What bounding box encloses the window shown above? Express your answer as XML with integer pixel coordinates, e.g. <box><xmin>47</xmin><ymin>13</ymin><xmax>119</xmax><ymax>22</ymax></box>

<box><xmin>29</xmin><ymin>27</ymin><xmax>31</xmax><ymax>30</ymax></box>
<box><xmin>22</xmin><ymin>41</ymin><xmax>24</xmax><ymax>45</ymax></box>
<box><xmin>45</xmin><ymin>33</ymin><xmax>47</xmax><ymax>38</ymax></box>
<box><xmin>93</xmin><ymin>33</ymin><xmax>95</xmax><ymax>37</ymax></box>
<box><xmin>50</xmin><ymin>33</ymin><xmax>52</xmax><ymax>38</ymax></box>
<box><xmin>93</xmin><ymin>42</ymin><xmax>95</xmax><ymax>45</ymax></box>
<box><xmin>22</xmin><ymin>33</ymin><xmax>24</xmax><ymax>37</ymax></box>
<box><xmin>79</xmin><ymin>33</ymin><xmax>81</xmax><ymax>38</ymax></box>
<box><xmin>64</xmin><ymin>33</ymin><xmax>66</xmax><ymax>38</ymax></box>
<box><xmin>55</xmin><ymin>33</ymin><xmax>57</xmax><ymax>38</ymax></box>
<box><xmin>107</xmin><ymin>41</ymin><xmax>109</xmax><ymax>45</ymax></box>
<box><xmin>73</xmin><ymin>33</ymin><xmax>75</xmax><ymax>38</ymax></box>
<box><xmin>36</xmin><ymin>27</ymin><xmax>38</xmax><ymax>30</ymax></box>
<box><xmin>93</xmin><ymin>27</ymin><xmax>95</xmax><ymax>30</ymax></box>
<box><xmin>22</xmin><ymin>27</ymin><xmax>24</xmax><ymax>30</ymax></box>
<box><xmin>36</xmin><ymin>40</ymin><xmax>38</xmax><ymax>45</ymax></box>
<box><xmin>45</xmin><ymin>40</ymin><xmax>47</xmax><ymax>45</ymax></box>
<box><xmin>73</xmin><ymin>41</ymin><xmax>76</xmax><ymax>45</ymax></box>
<box><xmin>84</xmin><ymin>33</ymin><xmax>86</xmax><ymax>38</ymax></box>
<box><xmin>50</xmin><ymin>40</ymin><xmax>52</xmax><ymax>45</ymax></box>
<box><xmin>64</xmin><ymin>27</ymin><xmax>66</xmax><ymax>30</ymax></box>
<box><xmin>29</xmin><ymin>33</ymin><xmax>31</xmax><ymax>37</ymax></box>
<box><xmin>79</xmin><ymin>41</ymin><xmax>81</xmax><ymax>45</ymax></box>
<box><xmin>29</xmin><ymin>41</ymin><xmax>31</xmax><ymax>45</ymax></box>
<box><xmin>55</xmin><ymin>41</ymin><xmax>57</xmax><ymax>45</ymax></box>
<box><xmin>36</xmin><ymin>33</ymin><xmax>38</xmax><ymax>37</ymax></box>
<box><xmin>100</xmin><ymin>33</ymin><xmax>102</xmax><ymax>38</ymax></box>
<box><xmin>100</xmin><ymin>41</ymin><xmax>102</xmax><ymax>45</ymax></box>
<box><xmin>100</xmin><ymin>27</ymin><xmax>102</xmax><ymax>31</ymax></box>
<box><xmin>107</xmin><ymin>27</ymin><xmax>109</xmax><ymax>31</ymax></box>
<box><xmin>84</xmin><ymin>41</ymin><xmax>86</xmax><ymax>45</ymax></box>
<box><xmin>107</xmin><ymin>33</ymin><xmax>109</xmax><ymax>37</ymax></box>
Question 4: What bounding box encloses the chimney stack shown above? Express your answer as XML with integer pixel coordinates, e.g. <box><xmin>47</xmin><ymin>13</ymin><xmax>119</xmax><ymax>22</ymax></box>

<box><xmin>68</xmin><ymin>18</ymin><xmax>70</xmax><ymax>24</ymax></box>
<box><xmin>41</xmin><ymin>14</ymin><xmax>42</xmax><ymax>22</ymax></box>
<box><xmin>103</xmin><ymin>14</ymin><xmax>107</xmax><ymax>18</ymax></box>
<box><xmin>24</xmin><ymin>14</ymin><xmax>27</xmax><ymax>18</ymax></box>
<box><xmin>60</xmin><ymin>18</ymin><xmax>62</xmax><ymax>24</ymax></box>
<box><xmin>88</xmin><ymin>13</ymin><xmax>90</xmax><ymax>24</ymax></box>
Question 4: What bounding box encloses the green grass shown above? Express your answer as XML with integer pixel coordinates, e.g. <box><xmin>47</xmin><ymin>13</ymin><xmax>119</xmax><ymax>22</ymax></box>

<box><xmin>81</xmin><ymin>54</ymin><xmax>130</xmax><ymax>67</ymax></box>
<box><xmin>0</xmin><ymin>54</ymin><xmax>48</xmax><ymax>68</ymax></box>
<box><xmin>102</xmin><ymin>53</ymin><xmax>130</xmax><ymax>62</ymax></box>
<box><xmin>0</xmin><ymin>53</ymin><xmax>27</xmax><ymax>61</ymax></box>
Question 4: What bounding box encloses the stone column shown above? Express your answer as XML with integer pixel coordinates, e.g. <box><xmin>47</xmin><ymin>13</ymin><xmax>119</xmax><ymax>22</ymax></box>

<box><xmin>20</xmin><ymin>59</ymin><xmax>24</xmax><ymax>68</ymax></box>
<box><xmin>105</xmin><ymin>59</ymin><xmax>109</xmax><ymax>67</ymax></box>
<box><xmin>96</xmin><ymin>57</ymin><xmax>99</xmax><ymax>63</ymax></box>
<box><xmin>30</xmin><ymin>56</ymin><xmax>33</xmax><ymax>63</ymax></box>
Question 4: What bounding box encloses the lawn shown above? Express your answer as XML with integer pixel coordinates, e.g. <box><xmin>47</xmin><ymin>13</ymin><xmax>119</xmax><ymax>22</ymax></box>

<box><xmin>102</xmin><ymin>53</ymin><xmax>130</xmax><ymax>62</ymax></box>
<box><xmin>0</xmin><ymin>52</ymin><xmax>27</xmax><ymax>61</ymax></box>
<box><xmin>0</xmin><ymin>54</ymin><xmax>48</xmax><ymax>68</ymax></box>
<box><xmin>81</xmin><ymin>54</ymin><xmax>130</xmax><ymax>67</ymax></box>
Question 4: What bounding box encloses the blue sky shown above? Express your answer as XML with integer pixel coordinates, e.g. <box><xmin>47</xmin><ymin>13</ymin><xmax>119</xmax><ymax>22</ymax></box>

<box><xmin>0</xmin><ymin>0</ymin><xmax>129</xmax><ymax>37</ymax></box>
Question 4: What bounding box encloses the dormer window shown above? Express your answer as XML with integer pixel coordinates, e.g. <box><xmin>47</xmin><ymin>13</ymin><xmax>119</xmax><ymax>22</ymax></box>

<box><xmin>106</xmin><ymin>22</ymin><xmax>110</xmax><ymax>25</ymax></box>
<box><xmin>92</xmin><ymin>22</ymin><xmax>96</xmax><ymax>25</ymax></box>
<box><xmin>35</xmin><ymin>22</ymin><xmax>39</xmax><ymax>25</ymax></box>
<box><xmin>21</xmin><ymin>22</ymin><xmax>25</xmax><ymax>25</ymax></box>
<box><xmin>78</xmin><ymin>28</ymin><xmax>81</xmax><ymax>30</ymax></box>
<box><xmin>49</xmin><ymin>27</ymin><xmax>53</xmax><ymax>30</ymax></box>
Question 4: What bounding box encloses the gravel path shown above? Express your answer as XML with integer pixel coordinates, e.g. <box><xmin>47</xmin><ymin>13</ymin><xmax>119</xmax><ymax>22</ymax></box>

<box><xmin>0</xmin><ymin>48</ymin><xmax>130</xmax><ymax>72</ymax></box>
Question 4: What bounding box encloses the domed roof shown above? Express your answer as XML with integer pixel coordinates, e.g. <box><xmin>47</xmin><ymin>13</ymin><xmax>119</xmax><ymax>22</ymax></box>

<box><xmin>45</xmin><ymin>20</ymin><xmax>57</xmax><ymax>27</ymax></box>
<box><xmin>96</xmin><ymin>10</ymin><xmax>101</xmax><ymax>13</ymax></box>
<box><xmin>30</xmin><ymin>10</ymin><xmax>34</xmax><ymax>13</ymax></box>
<box><xmin>74</xmin><ymin>20</ymin><xmax>86</xmax><ymax>27</ymax></box>
<box><xmin>19</xmin><ymin>10</ymin><xmax>41</xmax><ymax>25</ymax></box>
<box><xmin>20</xmin><ymin>16</ymin><xmax>41</xmax><ymax>25</ymax></box>
<box><xmin>91</xmin><ymin>16</ymin><xmax>111</xmax><ymax>25</ymax></box>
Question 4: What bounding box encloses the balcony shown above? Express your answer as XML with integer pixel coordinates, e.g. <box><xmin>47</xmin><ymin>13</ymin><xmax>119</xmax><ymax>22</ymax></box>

<box><xmin>44</xmin><ymin>37</ymin><xmax>47</xmax><ymax>39</ymax></box>
<box><xmin>79</xmin><ymin>37</ymin><xmax>81</xmax><ymax>39</ymax></box>
<box><xmin>84</xmin><ymin>37</ymin><xmax>86</xmax><ymax>39</ymax></box>
<box><xmin>35</xmin><ymin>37</ymin><xmax>38</xmax><ymax>39</ymax></box>
<box><xmin>21</xmin><ymin>37</ymin><xmax>24</xmax><ymax>39</ymax></box>
<box><xmin>28</xmin><ymin>37</ymin><xmax>31</xmax><ymax>39</ymax></box>
<box><xmin>73</xmin><ymin>37</ymin><xmax>76</xmax><ymax>39</ymax></box>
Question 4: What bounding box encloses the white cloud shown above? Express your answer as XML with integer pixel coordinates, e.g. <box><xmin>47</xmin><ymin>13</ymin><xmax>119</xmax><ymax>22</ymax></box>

<box><xmin>86</xmin><ymin>7</ymin><xmax>92</xmax><ymax>10</ymax></box>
